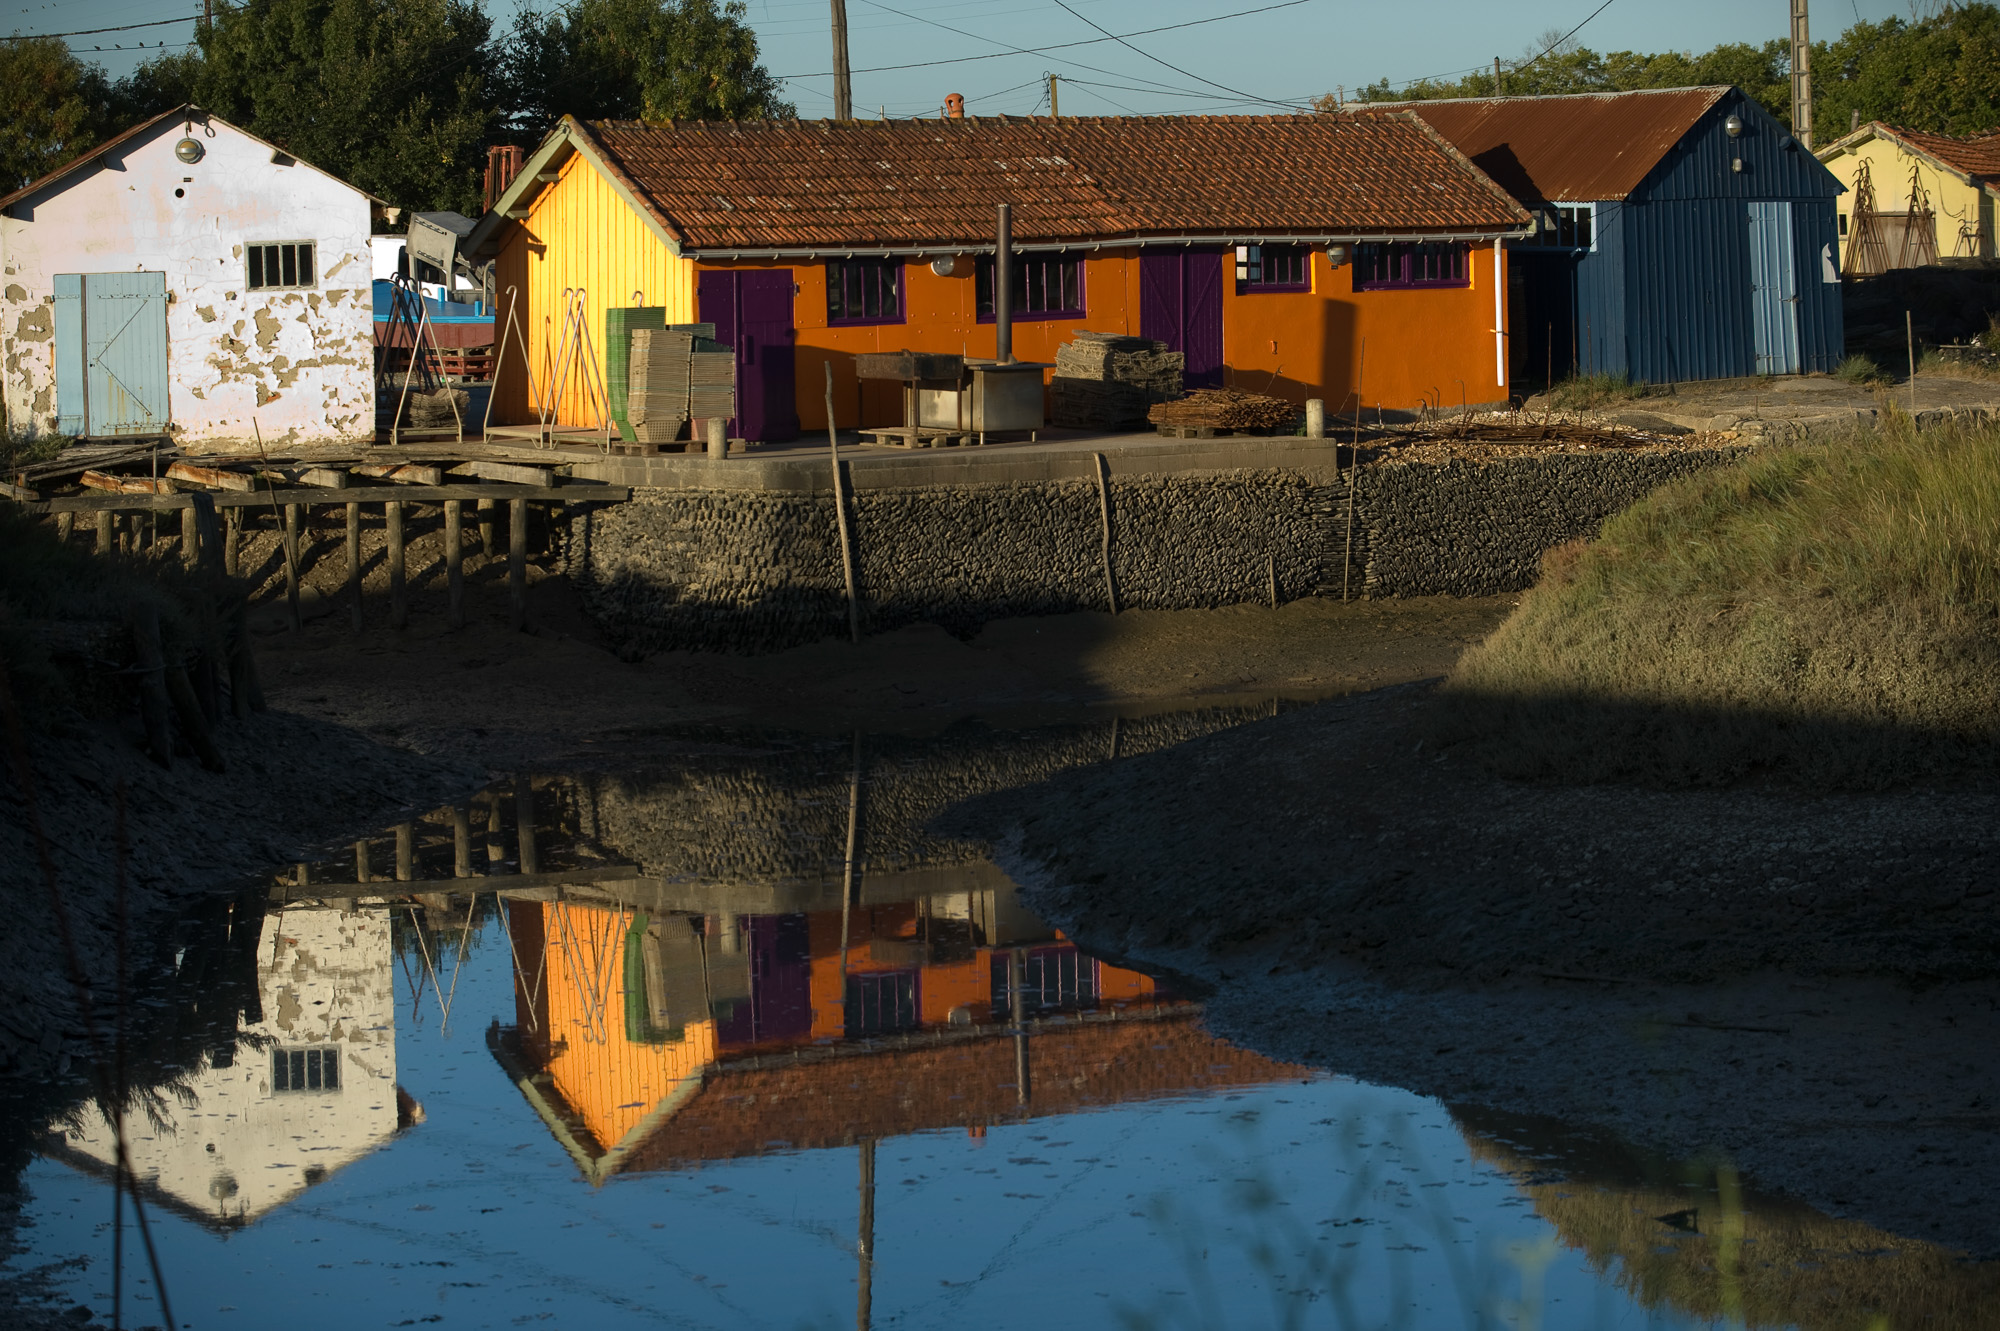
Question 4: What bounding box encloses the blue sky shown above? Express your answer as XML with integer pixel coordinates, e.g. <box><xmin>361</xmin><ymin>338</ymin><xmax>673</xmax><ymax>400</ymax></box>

<box><xmin>26</xmin><ymin>0</ymin><xmax>1916</xmax><ymax>116</ymax></box>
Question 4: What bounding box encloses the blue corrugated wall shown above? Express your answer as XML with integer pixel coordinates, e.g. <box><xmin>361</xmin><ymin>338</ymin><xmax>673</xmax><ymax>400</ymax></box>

<box><xmin>1552</xmin><ymin>88</ymin><xmax>1845</xmax><ymax>383</ymax></box>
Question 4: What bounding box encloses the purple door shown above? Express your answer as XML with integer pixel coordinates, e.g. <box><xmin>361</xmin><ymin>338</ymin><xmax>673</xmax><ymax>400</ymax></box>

<box><xmin>714</xmin><ymin>913</ymin><xmax>814</xmax><ymax>1046</ymax></box>
<box><xmin>698</xmin><ymin>270</ymin><xmax>800</xmax><ymax>442</ymax></box>
<box><xmin>1140</xmin><ymin>249</ymin><xmax>1225</xmax><ymax>388</ymax></box>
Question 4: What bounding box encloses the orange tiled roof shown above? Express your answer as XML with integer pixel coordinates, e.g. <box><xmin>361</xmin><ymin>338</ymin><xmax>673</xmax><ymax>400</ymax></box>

<box><xmin>1874</xmin><ymin>125</ymin><xmax>2000</xmax><ymax>190</ymax></box>
<box><xmin>569</xmin><ymin>113</ymin><xmax>1532</xmax><ymax>253</ymax></box>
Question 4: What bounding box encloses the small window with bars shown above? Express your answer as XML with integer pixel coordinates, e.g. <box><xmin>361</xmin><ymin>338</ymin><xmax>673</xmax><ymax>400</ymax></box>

<box><xmin>976</xmin><ymin>254</ymin><xmax>1084</xmax><ymax>320</ymax></box>
<box><xmin>827</xmin><ymin>258</ymin><xmax>903</xmax><ymax>324</ymax></box>
<box><xmin>247</xmin><ymin>241</ymin><xmax>316</xmax><ymax>290</ymax></box>
<box><xmin>272</xmin><ymin>1046</ymin><xmax>341</xmax><ymax>1092</ymax></box>
<box><xmin>1523</xmin><ymin>204</ymin><xmax>1596</xmax><ymax>252</ymax></box>
<box><xmin>845</xmin><ymin>971</ymin><xmax>919</xmax><ymax>1039</ymax></box>
<box><xmin>991</xmin><ymin>946</ymin><xmax>1099</xmax><ymax>1014</ymax></box>
<box><xmin>1234</xmin><ymin>244</ymin><xmax>1310</xmax><ymax>292</ymax></box>
<box><xmin>1354</xmin><ymin>241</ymin><xmax>1471</xmax><ymax>290</ymax></box>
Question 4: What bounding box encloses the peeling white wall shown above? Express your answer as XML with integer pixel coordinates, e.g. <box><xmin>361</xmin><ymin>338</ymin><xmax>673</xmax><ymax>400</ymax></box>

<box><xmin>0</xmin><ymin>116</ymin><xmax>374</xmax><ymax>446</ymax></box>
<box><xmin>55</xmin><ymin>908</ymin><xmax>402</xmax><ymax>1228</ymax></box>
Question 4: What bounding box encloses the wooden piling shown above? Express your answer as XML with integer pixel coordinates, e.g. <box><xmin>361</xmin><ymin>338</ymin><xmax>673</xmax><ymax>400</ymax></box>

<box><xmin>508</xmin><ymin>497</ymin><xmax>527</xmax><ymax>631</ymax></box>
<box><xmin>486</xmin><ymin>799</ymin><xmax>505</xmax><ymax>869</ymax></box>
<box><xmin>395</xmin><ymin>822</ymin><xmax>414</xmax><ymax>882</ymax></box>
<box><xmin>222</xmin><ymin>506</ymin><xmax>240</xmax><ymax>576</ymax></box>
<box><xmin>163</xmin><ymin>664</ymin><xmax>225</xmax><ymax>772</ymax></box>
<box><xmin>180</xmin><ymin>504</ymin><xmax>198</xmax><ymax>567</ymax></box>
<box><xmin>345</xmin><ymin>501</ymin><xmax>362</xmax><ymax>632</ymax></box>
<box><xmin>516</xmin><ymin>776</ymin><xmax>538</xmax><ymax>876</ymax></box>
<box><xmin>282</xmin><ymin>503</ymin><xmax>302</xmax><ymax>631</ymax></box>
<box><xmin>478</xmin><ymin>498</ymin><xmax>495</xmax><ymax>560</ymax></box>
<box><xmin>452</xmin><ymin>805</ymin><xmax>473</xmax><ymax>879</ymax></box>
<box><xmin>97</xmin><ymin>509</ymin><xmax>113</xmax><ymax>555</ymax></box>
<box><xmin>54</xmin><ymin>512</ymin><xmax>72</xmax><ymax>544</ymax></box>
<box><xmin>126</xmin><ymin>603</ymin><xmax>174</xmax><ymax>769</ymax></box>
<box><xmin>354</xmin><ymin>839</ymin><xmax>372</xmax><ymax>885</ymax></box>
<box><xmin>387</xmin><ymin>500</ymin><xmax>408</xmax><ymax>629</ymax></box>
<box><xmin>444</xmin><ymin>499</ymin><xmax>464</xmax><ymax>629</ymax></box>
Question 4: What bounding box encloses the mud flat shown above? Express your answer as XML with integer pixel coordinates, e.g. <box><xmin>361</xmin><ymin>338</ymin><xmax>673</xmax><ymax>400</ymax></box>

<box><xmin>942</xmin><ymin>682</ymin><xmax>2000</xmax><ymax>1259</ymax></box>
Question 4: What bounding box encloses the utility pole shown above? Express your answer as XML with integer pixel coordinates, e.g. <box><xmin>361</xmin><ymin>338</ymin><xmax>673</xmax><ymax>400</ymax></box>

<box><xmin>1790</xmin><ymin>0</ymin><xmax>1814</xmax><ymax>148</ymax></box>
<box><xmin>1494</xmin><ymin>57</ymin><xmax>1503</xmax><ymax>97</ymax></box>
<box><xmin>1049</xmin><ymin>74</ymin><xmax>1059</xmax><ymax>118</ymax></box>
<box><xmin>830</xmin><ymin>0</ymin><xmax>853</xmax><ymax>120</ymax></box>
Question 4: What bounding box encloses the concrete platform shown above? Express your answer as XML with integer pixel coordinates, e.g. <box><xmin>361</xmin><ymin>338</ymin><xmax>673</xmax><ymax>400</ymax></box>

<box><xmin>564</xmin><ymin>428</ymin><xmax>1350</xmax><ymax>492</ymax></box>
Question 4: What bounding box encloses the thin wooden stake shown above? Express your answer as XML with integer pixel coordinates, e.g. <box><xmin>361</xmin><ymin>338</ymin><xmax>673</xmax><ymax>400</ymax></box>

<box><xmin>387</xmin><ymin>500</ymin><xmax>407</xmax><ymax>629</ymax></box>
<box><xmin>283</xmin><ymin>504</ymin><xmax>302</xmax><ymax>630</ymax></box>
<box><xmin>1093</xmin><ymin>451</ymin><xmax>1118</xmax><ymax>614</ymax></box>
<box><xmin>825</xmin><ymin>361</ymin><xmax>861</xmax><ymax>644</ymax></box>
<box><xmin>345</xmin><ymin>501</ymin><xmax>362</xmax><ymax>631</ymax></box>
<box><xmin>1907</xmin><ymin>309</ymin><xmax>1918</xmax><ymax>417</ymax></box>
<box><xmin>508</xmin><ymin>497</ymin><xmax>528</xmax><ymax>631</ymax></box>
<box><xmin>445</xmin><ymin>498</ymin><xmax>464</xmax><ymax>629</ymax></box>
<box><xmin>1344</xmin><ymin>338</ymin><xmax>1364</xmax><ymax>602</ymax></box>
<box><xmin>1267</xmin><ymin>552</ymin><xmax>1277</xmax><ymax>608</ymax></box>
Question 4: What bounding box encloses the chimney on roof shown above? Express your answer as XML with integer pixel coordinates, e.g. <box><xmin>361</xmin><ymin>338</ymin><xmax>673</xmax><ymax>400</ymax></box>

<box><xmin>484</xmin><ymin>145</ymin><xmax>524</xmax><ymax>211</ymax></box>
<box><xmin>946</xmin><ymin>93</ymin><xmax>965</xmax><ymax>119</ymax></box>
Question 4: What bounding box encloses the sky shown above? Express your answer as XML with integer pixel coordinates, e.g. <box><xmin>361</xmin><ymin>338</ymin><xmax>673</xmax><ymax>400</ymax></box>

<box><xmin>19</xmin><ymin>0</ymin><xmax>1923</xmax><ymax>117</ymax></box>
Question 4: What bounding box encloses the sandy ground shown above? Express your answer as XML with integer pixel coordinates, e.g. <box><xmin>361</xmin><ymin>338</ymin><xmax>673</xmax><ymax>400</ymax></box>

<box><xmin>1532</xmin><ymin>369</ymin><xmax>2000</xmax><ymax>436</ymax></box>
<box><xmin>940</xmin><ymin>683</ymin><xmax>2000</xmax><ymax>1260</ymax></box>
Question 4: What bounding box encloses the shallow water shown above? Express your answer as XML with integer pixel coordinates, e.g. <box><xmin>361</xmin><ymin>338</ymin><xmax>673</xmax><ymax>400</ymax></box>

<box><xmin>4</xmin><ymin>712</ymin><xmax>1987</xmax><ymax>1329</ymax></box>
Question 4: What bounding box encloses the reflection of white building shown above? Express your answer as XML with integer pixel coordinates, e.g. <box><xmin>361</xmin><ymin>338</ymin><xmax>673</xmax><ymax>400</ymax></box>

<box><xmin>50</xmin><ymin>908</ymin><xmax>408</xmax><ymax>1228</ymax></box>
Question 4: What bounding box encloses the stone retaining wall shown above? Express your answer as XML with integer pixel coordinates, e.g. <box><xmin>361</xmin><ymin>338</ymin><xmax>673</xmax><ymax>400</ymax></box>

<box><xmin>563</xmin><ymin>449</ymin><xmax>1745</xmax><ymax>654</ymax></box>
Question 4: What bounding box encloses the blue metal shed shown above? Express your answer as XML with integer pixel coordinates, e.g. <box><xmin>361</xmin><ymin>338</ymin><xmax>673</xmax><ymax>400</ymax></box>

<box><xmin>1382</xmin><ymin>87</ymin><xmax>1846</xmax><ymax>388</ymax></box>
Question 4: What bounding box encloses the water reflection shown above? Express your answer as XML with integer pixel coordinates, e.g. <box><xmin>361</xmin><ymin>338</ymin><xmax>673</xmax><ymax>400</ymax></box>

<box><xmin>44</xmin><ymin>908</ymin><xmax>415</xmax><ymax>1230</ymax></box>
<box><xmin>5</xmin><ymin>711</ymin><xmax>1994</xmax><ymax>1328</ymax></box>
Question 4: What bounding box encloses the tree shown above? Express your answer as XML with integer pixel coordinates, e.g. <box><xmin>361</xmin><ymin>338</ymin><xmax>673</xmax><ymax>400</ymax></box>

<box><xmin>1812</xmin><ymin>4</ymin><xmax>2000</xmax><ymax>136</ymax></box>
<box><xmin>498</xmin><ymin>0</ymin><xmax>793</xmax><ymax>138</ymax></box>
<box><xmin>191</xmin><ymin>0</ymin><xmax>498</xmax><ymax>216</ymax></box>
<box><xmin>0</xmin><ymin>37</ymin><xmax>115</xmax><ymax>193</ymax></box>
<box><xmin>110</xmin><ymin>49</ymin><xmax>204</xmax><ymax>125</ymax></box>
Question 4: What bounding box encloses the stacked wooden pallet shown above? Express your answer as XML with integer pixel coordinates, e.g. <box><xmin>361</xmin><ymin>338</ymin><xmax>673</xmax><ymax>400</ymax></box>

<box><xmin>629</xmin><ymin>328</ymin><xmax>735</xmax><ymax>443</ymax></box>
<box><xmin>1050</xmin><ymin>331</ymin><xmax>1184</xmax><ymax>430</ymax></box>
<box><xmin>1148</xmin><ymin>388</ymin><xmax>1297</xmax><ymax>435</ymax></box>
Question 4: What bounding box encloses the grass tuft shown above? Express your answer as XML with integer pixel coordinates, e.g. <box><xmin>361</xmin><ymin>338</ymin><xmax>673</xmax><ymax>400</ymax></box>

<box><xmin>1436</xmin><ymin>415</ymin><xmax>2000</xmax><ymax>788</ymax></box>
<box><xmin>1833</xmin><ymin>353</ymin><xmax>1883</xmax><ymax>385</ymax></box>
<box><xmin>1538</xmin><ymin>372</ymin><xmax>1652</xmax><ymax>412</ymax></box>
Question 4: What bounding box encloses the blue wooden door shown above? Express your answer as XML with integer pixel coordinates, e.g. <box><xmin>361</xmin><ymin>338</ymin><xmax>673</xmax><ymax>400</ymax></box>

<box><xmin>1747</xmin><ymin>203</ymin><xmax>1800</xmax><ymax>376</ymax></box>
<box><xmin>54</xmin><ymin>271</ymin><xmax>169</xmax><ymax>437</ymax></box>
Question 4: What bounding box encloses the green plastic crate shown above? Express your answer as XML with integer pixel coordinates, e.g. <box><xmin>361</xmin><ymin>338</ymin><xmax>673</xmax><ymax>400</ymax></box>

<box><xmin>605</xmin><ymin>306</ymin><xmax>668</xmax><ymax>442</ymax></box>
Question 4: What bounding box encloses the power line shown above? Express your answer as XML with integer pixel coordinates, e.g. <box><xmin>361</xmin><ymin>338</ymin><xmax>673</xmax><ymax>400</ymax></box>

<box><xmin>776</xmin><ymin>0</ymin><xmax>1313</xmax><ymax>80</ymax></box>
<box><xmin>1376</xmin><ymin>0</ymin><xmax>1621</xmax><ymax>94</ymax></box>
<box><xmin>3</xmin><ymin>14</ymin><xmax>194</xmax><ymax>41</ymax></box>
<box><xmin>1044</xmin><ymin>0</ymin><xmax>1306</xmax><ymax>110</ymax></box>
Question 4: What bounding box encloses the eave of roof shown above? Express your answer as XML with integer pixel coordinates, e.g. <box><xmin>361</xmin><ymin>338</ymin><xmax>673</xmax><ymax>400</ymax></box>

<box><xmin>0</xmin><ymin>104</ymin><xmax>387</xmax><ymax>216</ymax></box>
<box><xmin>1816</xmin><ymin>121</ymin><xmax>2000</xmax><ymax>198</ymax></box>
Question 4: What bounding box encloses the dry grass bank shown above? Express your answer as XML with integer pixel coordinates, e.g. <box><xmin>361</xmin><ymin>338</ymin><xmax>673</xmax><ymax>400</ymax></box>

<box><xmin>1438</xmin><ymin>414</ymin><xmax>2000</xmax><ymax>787</ymax></box>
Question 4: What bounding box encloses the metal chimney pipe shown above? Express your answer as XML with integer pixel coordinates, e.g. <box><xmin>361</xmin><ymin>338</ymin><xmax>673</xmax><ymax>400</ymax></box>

<box><xmin>994</xmin><ymin>202</ymin><xmax>1014</xmax><ymax>364</ymax></box>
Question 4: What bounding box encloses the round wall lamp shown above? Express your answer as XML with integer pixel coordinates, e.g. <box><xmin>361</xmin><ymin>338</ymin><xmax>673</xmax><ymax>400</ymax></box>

<box><xmin>174</xmin><ymin>137</ymin><xmax>205</xmax><ymax>164</ymax></box>
<box><xmin>930</xmin><ymin>254</ymin><xmax>970</xmax><ymax>277</ymax></box>
<box><xmin>1325</xmin><ymin>243</ymin><xmax>1351</xmax><ymax>267</ymax></box>
<box><xmin>1724</xmin><ymin>113</ymin><xmax>1744</xmax><ymax>138</ymax></box>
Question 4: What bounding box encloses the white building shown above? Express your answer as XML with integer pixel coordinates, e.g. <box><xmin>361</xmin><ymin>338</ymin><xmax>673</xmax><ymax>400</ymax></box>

<box><xmin>50</xmin><ymin>907</ymin><xmax>410</xmax><ymax>1229</ymax></box>
<box><xmin>0</xmin><ymin>105</ymin><xmax>392</xmax><ymax>448</ymax></box>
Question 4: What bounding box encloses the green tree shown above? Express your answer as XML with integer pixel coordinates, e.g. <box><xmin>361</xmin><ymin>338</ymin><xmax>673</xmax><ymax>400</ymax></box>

<box><xmin>190</xmin><ymin>0</ymin><xmax>497</xmax><ymax>215</ymax></box>
<box><xmin>0</xmin><ymin>37</ymin><xmax>114</xmax><ymax>193</ymax></box>
<box><xmin>1812</xmin><ymin>4</ymin><xmax>2000</xmax><ymax>136</ymax></box>
<box><xmin>498</xmin><ymin>0</ymin><xmax>793</xmax><ymax>137</ymax></box>
<box><xmin>109</xmin><ymin>49</ymin><xmax>204</xmax><ymax>125</ymax></box>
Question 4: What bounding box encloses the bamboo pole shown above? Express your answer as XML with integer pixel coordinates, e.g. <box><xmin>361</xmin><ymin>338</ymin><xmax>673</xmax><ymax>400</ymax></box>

<box><xmin>346</xmin><ymin>501</ymin><xmax>362</xmax><ymax>632</ymax></box>
<box><xmin>508</xmin><ymin>497</ymin><xmax>528</xmax><ymax>631</ymax></box>
<box><xmin>445</xmin><ymin>499</ymin><xmax>464</xmax><ymax>629</ymax></box>
<box><xmin>824</xmin><ymin>361</ymin><xmax>861</xmax><ymax>644</ymax></box>
<box><xmin>387</xmin><ymin>500</ymin><xmax>407</xmax><ymax>629</ymax></box>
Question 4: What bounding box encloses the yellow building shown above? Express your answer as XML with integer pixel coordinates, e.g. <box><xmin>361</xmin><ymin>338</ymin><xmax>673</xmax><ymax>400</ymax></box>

<box><xmin>1817</xmin><ymin>122</ymin><xmax>2000</xmax><ymax>270</ymax></box>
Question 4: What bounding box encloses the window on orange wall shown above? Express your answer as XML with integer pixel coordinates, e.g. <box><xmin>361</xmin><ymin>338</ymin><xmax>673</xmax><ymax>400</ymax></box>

<box><xmin>976</xmin><ymin>254</ymin><xmax>1084</xmax><ymax>321</ymax></box>
<box><xmin>1234</xmin><ymin>244</ymin><xmax>1310</xmax><ymax>292</ymax></box>
<box><xmin>826</xmin><ymin>258</ymin><xmax>903</xmax><ymax>324</ymax></box>
<box><xmin>1353</xmin><ymin>241</ymin><xmax>1470</xmax><ymax>291</ymax></box>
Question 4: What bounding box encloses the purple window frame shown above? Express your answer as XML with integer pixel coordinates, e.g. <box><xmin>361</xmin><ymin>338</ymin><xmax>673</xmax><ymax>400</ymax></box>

<box><xmin>826</xmin><ymin>258</ymin><xmax>904</xmax><ymax>325</ymax></box>
<box><xmin>1353</xmin><ymin>241</ymin><xmax>1471</xmax><ymax>291</ymax></box>
<box><xmin>976</xmin><ymin>254</ymin><xmax>1085</xmax><ymax>322</ymax></box>
<box><xmin>1234</xmin><ymin>244</ymin><xmax>1310</xmax><ymax>293</ymax></box>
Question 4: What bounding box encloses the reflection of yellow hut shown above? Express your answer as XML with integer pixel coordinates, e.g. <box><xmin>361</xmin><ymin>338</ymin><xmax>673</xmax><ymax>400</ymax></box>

<box><xmin>1453</xmin><ymin>1107</ymin><xmax>2000</xmax><ymax>1329</ymax></box>
<box><xmin>48</xmin><ymin>909</ymin><xmax>410</xmax><ymax>1229</ymax></box>
<box><xmin>1819</xmin><ymin>123</ymin><xmax>2000</xmax><ymax>269</ymax></box>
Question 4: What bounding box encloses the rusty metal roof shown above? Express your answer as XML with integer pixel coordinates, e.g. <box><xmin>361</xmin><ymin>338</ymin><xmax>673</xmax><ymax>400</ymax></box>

<box><xmin>1355</xmin><ymin>87</ymin><xmax>1732</xmax><ymax>203</ymax></box>
<box><xmin>561</xmin><ymin>113</ymin><xmax>1530</xmax><ymax>253</ymax></box>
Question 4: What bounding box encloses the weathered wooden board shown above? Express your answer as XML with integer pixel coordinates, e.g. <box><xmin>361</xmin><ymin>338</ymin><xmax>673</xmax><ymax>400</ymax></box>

<box><xmin>164</xmin><ymin>461</ymin><xmax>258</xmax><ymax>491</ymax></box>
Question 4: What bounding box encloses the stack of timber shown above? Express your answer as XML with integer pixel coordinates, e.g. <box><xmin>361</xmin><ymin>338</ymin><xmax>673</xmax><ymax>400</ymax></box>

<box><xmin>628</xmin><ymin>328</ymin><xmax>735</xmax><ymax>444</ymax></box>
<box><xmin>1148</xmin><ymin>389</ymin><xmax>1297</xmax><ymax>437</ymax></box>
<box><xmin>1051</xmin><ymin>331</ymin><xmax>1184</xmax><ymax>430</ymax></box>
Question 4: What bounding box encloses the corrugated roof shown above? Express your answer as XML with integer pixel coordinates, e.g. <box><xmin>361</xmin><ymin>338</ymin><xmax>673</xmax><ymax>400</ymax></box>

<box><xmin>1822</xmin><ymin>122</ymin><xmax>2000</xmax><ymax>194</ymax></box>
<box><xmin>1354</xmin><ymin>87</ymin><xmax>1732</xmax><ymax>203</ymax></box>
<box><xmin>560</xmin><ymin>113</ymin><xmax>1530</xmax><ymax>253</ymax></box>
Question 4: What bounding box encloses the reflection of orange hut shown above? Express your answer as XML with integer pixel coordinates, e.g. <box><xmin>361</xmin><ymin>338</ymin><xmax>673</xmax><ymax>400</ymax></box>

<box><xmin>491</xmin><ymin>883</ymin><xmax>1304</xmax><ymax>1181</ymax></box>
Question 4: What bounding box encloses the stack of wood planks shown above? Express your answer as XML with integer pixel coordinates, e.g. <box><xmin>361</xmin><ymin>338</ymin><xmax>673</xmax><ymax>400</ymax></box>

<box><xmin>1148</xmin><ymin>388</ymin><xmax>1298</xmax><ymax>435</ymax></box>
<box><xmin>1050</xmin><ymin>331</ymin><xmax>1184</xmax><ymax>430</ymax></box>
<box><xmin>629</xmin><ymin>328</ymin><xmax>735</xmax><ymax>443</ymax></box>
